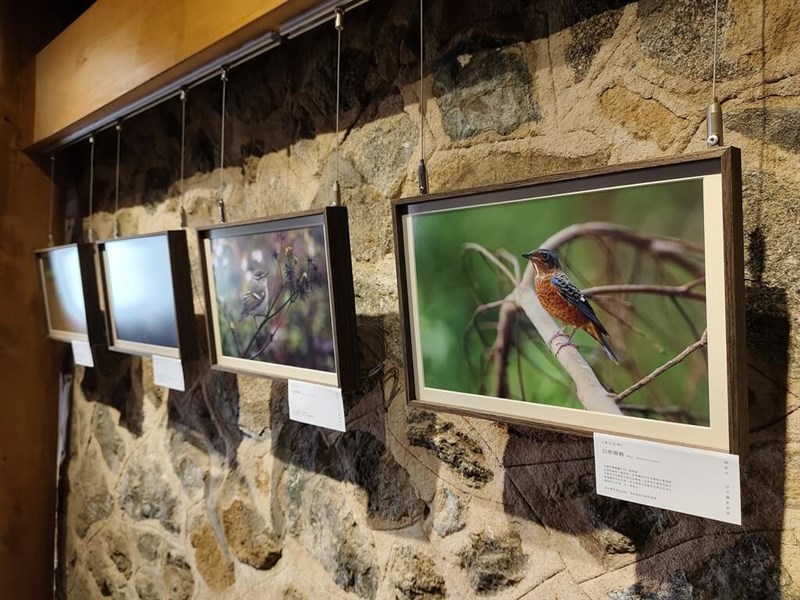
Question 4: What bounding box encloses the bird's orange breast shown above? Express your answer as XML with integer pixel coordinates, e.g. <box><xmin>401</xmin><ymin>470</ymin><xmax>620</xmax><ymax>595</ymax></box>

<box><xmin>534</xmin><ymin>276</ymin><xmax>589</xmax><ymax>328</ymax></box>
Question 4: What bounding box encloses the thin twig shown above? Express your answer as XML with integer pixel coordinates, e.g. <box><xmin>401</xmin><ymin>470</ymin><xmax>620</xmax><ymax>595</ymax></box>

<box><xmin>491</xmin><ymin>301</ymin><xmax>516</xmax><ymax>397</ymax></box>
<box><xmin>583</xmin><ymin>282</ymin><xmax>706</xmax><ymax>301</ymax></box>
<box><xmin>462</xmin><ymin>242</ymin><xmax>519</xmax><ymax>287</ymax></box>
<box><xmin>614</xmin><ymin>330</ymin><xmax>708</xmax><ymax>403</ymax></box>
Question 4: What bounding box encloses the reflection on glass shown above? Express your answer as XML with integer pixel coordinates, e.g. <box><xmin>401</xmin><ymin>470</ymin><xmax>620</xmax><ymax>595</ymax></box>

<box><xmin>41</xmin><ymin>246</ymin><xmax>88</xmax><ymax>334</ymax></box>
<box><xmin>104</xmin><ymin>235</ymin><xmax>180</xmax><ymax>348</ymax></box>
<box><xmin>210</xmin><ymin>225</ymin><xmax>335</xmax><ymax>372</ymax></box>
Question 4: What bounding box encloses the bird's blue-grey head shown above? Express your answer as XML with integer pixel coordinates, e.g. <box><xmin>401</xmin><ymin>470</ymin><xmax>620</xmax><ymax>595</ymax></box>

<box><xmin>521</xmin><ymin>248</ymin><xmax>561</xmax><ymax>272</ymax></box>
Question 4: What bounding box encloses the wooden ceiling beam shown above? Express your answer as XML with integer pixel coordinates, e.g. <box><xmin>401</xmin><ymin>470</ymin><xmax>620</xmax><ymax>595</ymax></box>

<box><xmin>30</xmin><ymin>0</ymin><xmax>330</xmax><ymax>151</ymax></box>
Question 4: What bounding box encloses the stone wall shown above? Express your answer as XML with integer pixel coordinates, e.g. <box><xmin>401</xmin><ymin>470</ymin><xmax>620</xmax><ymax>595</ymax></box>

<box><xmin>59</xmin><ymin>0</ymin><xmax>799</xmax><ymax>598</ymax></box>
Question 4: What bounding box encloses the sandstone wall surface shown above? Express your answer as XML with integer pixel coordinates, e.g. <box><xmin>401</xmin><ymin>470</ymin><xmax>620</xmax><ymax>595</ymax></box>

<box><xmin>60</xmin><ymin>0</ymin><xmax>799</xmax><ymax>598</ymax></box>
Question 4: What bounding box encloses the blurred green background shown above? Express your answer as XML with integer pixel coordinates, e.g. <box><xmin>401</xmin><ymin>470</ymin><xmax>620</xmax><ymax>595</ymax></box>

<box><xmin>411</xmin><ymin>178</ymin><xmax>709</xmax><ymax>425</ymax></box>
<box><xmin>211</xmin><ymin>225</ymin><xmax>336</xmax><ymax>373</ymax></box>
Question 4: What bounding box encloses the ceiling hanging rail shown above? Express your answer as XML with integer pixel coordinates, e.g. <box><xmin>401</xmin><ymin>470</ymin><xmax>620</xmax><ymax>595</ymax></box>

<box><xmin>32</xmin><ymin>0</ymin><xmax>373</xmax><ymax>155</ymax></box>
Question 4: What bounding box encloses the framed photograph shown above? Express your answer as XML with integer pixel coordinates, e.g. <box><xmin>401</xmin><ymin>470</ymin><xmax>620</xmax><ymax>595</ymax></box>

<box><xmin>97</xmin><ymin>230</ymin><xmax>198</xmax><ymax>360</ymax></box>
<box><xmin>392</xmin><ymin>148</ymin><xmax>746</xmax><ymax>454</ymax></box>
<box><xmin>35</xmin><ymin>243</ymin><xmax>104</xmax><ymax>344</ymax></box>
<box><xmin>197</xmin><ymin>206</ymin><xmax>358</xmax><ymax>391</ymax></box>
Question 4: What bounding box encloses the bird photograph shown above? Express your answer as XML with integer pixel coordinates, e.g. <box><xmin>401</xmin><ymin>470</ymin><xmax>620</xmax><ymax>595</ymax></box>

<box><xmin>209</xmin><ymin>225</ymin><xmax>335</xmax><ymax>372</ymax></box>
<box><xmin>410</xmin><ymin>177</ymin><xmax>709</xmax><ymax>425</ymax></box>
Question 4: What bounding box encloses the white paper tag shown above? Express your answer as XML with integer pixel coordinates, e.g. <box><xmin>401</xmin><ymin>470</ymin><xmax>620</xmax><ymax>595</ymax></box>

<box><xmin>594</xmin><ymin>433</ymin><xmax>741</xmax><ymax>524</ymax></box>
<box><xmin>70</xmin><ymin>340</ymin><xmax>94</xmax><ymax>367</ymax></box>
<box><xmin>288</xmin><ymin>379</ymin><xmax>346</xmax><ymax>432</ymax></box>
<box><xmin>152</xmin><ymin>355</ymin><xmax>185</xmax><ymax>391</ymax></box>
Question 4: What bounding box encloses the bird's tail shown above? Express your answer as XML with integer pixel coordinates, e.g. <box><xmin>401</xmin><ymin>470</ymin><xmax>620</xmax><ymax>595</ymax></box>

<box><xmin>585</xmin><ymin>322</ymin><xmax>619</xmax><ymax>364</ymax></box>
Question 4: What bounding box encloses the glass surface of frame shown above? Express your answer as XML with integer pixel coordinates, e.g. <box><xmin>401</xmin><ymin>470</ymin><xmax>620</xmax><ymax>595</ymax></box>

<box><xmin>98</xmin><ymin>231</ymin><xmax>197</xmax><ymax>360</ymax></box>
<box><xmin>392</xmin><ymin>149</ymin><xmax>746</xmax><ymax>453</ymax></box>
<box><xmin>36</xmin><ymin>243</ymin><xmax>103</xmax><ymax>344</ymax></box>
<box><xmin>197</xmin><ymin>207</ymin><xmax>358</xmax><ymax>391</ymax></box>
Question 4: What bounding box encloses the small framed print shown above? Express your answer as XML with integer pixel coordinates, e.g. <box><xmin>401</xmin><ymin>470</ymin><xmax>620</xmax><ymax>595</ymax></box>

<box><xmin>97</xmin><ymin>230</ymin><xmax>198</xmax><ymax>360</ymax></box>
<box><xmin>392</xmin><ymin>148</ymin><xmax>746</xmax><ymax>454</ymax></box>
<box><xmin>197</xmin><ymin>206</ymin><xmax>358</xmax><ymax>391</ymax></box>
<box><xmin>35</xmin><ymin>242</ymin><xmax>104</xmax><ymax>345</ymax></box>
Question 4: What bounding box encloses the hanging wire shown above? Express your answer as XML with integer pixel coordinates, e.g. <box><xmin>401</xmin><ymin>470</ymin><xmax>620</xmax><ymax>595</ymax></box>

<box><xmin>114</xmin><ymin>122</ymin><xmax>122</xmax><ymax>237</ymax></box>
<box><xmin>417</xmin><ymin>0</ymin><xmax>428</xmax><ymax>194</ymax></box>
<box><xmin>706</xmin><ymin>0</ymin><xmax>723</xmax><ymax>147</ymax></box>
<box><xmin>179</xmin><ymin>89</ymin><xmax>188</xmax><ymax>227</ymax></box>
<box><xmin>711</xmin><ymin>0</ymin><xmax>720</xmax><ymax>102</ymax></box>
<box><xmin>332</xmin><ymin>8</ymin><xmax>344</xmax><ymax>206</ymax></box>
<box><xmin>48</xmin><ymin>156</ymin><xmax>55</xmax><ymax>246</ymax></box>
<box><xmin>87</xmin><ymin>135</ymin><xmax>95</xmax><ymax>242</ymax></box>
<box><xmin>218</xmin><ymin>68</ymin><xmax>228</xmax><ymax>223</ymax></box>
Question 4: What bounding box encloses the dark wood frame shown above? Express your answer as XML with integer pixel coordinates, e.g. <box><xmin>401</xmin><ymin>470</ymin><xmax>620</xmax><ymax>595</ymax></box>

<box><xmin>96</xmin><ymin>230</ymin><xmax>198</xmax><ymax>360</ymax></box>
<box><xmin>35</xmin><ymin>242</ymin><xmax>105</xmax><ymax>345</ymax></box>
<box><xmin>196</xmin><ymin>206</ymin><xmax>358</xmax><ymax>392</ymax></box>
<box><xmin>392</xmin><ymin>148</ymin><xmax>747</xmax><ymax>454</ymax></box>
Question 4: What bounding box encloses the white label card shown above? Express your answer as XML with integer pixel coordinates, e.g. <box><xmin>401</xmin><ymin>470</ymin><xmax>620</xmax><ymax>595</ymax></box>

<box><xmin>70</xmin><ymin>340</ymin><xmax>94</xmax><ymax>367</ymax></box>
<box><xmin>594</xmin><ymin>433</ymin><xmax>741</xmax><ymax>525</ymax></box>
<box><xmin>288</xmin><ymin>379</ymin><xmax>346</xmax><ymax>432</ymax></box>
<box><xmin>152</xmin><ymin>355</ymin><xmax>185</xmax><ymax>391</ymax></box>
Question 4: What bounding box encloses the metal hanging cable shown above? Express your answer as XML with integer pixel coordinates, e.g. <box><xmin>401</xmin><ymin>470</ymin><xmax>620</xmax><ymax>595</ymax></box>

<box><xmin>114</xmin><ymin>122</ymin><xmax>122</xmax><ymax>237</ymax></box>
<box><xmin>218</xmin><ymin>68</ymin><xmax>228</xmax><ymax>223</ymax></box>
<box><xmin>417</xmin><ymin>0</ymin><xmax>428</xmax><ymax>194</ymax></box>
<box><xmin>87</xmin><ymin>135</ymin><xmax>95</xmax><ymax>242</ymax></box>
<box><xmin>332</xmin><ymin>8</ymin><xmax>344</xmax><ymax>206</ymax></box>
<box><xmin>48</xmin><ymin>156</ymin><xmax>55</xmax><ymax>246</ymax></box>
<box><xmin>706</xmin><ymin>0</ymin><xmax>723</xmax><ymax>147</ymax></box>
<box><xmin>179</xmin><ymin>89</ymin><xmax>188</xmax><ymax>227</ymax></box>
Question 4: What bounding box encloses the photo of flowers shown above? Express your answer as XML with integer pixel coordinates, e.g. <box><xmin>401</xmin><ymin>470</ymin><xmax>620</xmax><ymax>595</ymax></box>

<box><xmin>393</xmin><ymin>150</ymin><xmax>746</xmax><ymax>453</ymax></box>
<box><xmin>35</xmin><ymin>243</ymin><xmax>104</xmax><ymax>344</ymax></box>
<box><xmin>198</xmin><ymin>207</ymin><xmax>358</xmax><ymax>390</ymax></box>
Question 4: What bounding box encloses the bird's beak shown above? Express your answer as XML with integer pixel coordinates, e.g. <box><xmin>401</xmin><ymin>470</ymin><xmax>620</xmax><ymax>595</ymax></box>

<box><xmin>521</xmin><ymin>251</ymin><xmax>535</xmax><ymax>260</ymax></box>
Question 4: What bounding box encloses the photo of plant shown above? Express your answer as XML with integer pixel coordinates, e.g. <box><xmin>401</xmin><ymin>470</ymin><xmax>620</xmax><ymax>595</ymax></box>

<box><xmin>39</xmin><ymin>246</ymin><xmax>88</xmax><ymax>335</ymax></box>
<box><xmin>209</xmin><ymin>225</ymin><xmax>335</xmax><ymax>373</ymax></box>
<box><xmin>409</xmin><ymin>177</ymin><xmax>709</xmax><ymax>426</ymax></box>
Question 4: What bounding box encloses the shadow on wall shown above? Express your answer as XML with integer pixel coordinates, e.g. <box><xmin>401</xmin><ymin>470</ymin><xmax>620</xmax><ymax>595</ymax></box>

<box><xmin>167</xmin><ymin>314</ymin><xmax>243</xmax><ymax>460</ymax></box>
<box><xmin>80</xmin><ymin>346</ymin><xmax>144</xmax><ymax>437</ymax></box>
<box><xmin>268</xmin><ymin>315</ymin><xmax>431</xmax><ymax>600</ymax></box>
<box><xmin>57</xmin><ymin>0</ymin><xmax>631</xmax><ymax>216</ymax></box>
<box><xmin>498</xmin><ymin>225</ymin><xmax>792</xmax><ymax>599</ymax></box>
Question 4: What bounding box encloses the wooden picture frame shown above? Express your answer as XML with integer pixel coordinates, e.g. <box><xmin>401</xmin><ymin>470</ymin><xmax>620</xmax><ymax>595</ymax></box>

<box><xmin>197</xmin><ymin>206</ymin><xmax>358</xmax><ymax>391</ymax></box>
<box><xmin>97</xmin><ymin>230</ymin><xmax>198</xmax><ymax>360</ymax></box>
<box><xmin>392</xmin><ymin>148</ymin><xmax>746</xmax><ymax>454</ymax></box>
<box><xmin>35</xmin><ymin>242</ymin><xmax>105</xmax><ymax>345</ymax></box>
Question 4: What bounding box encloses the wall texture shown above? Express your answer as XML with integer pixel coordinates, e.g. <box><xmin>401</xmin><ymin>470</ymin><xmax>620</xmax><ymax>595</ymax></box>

<box><xmin>60</xmin><ymin>0</ymin><xmax>799</xmax><ymax>598</ymax></box>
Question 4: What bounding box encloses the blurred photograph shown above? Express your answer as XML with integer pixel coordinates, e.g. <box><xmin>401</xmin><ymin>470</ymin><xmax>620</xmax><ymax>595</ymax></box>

<box><xmin>208</xmin><ymin>225</ymin><xmax>335</xmax><ymax>373</ymax></box>
<box><xmin>102</xmin><ymin>234</ymin><xmax>180</xmax><ymax>350</ymax></box>
<box><xmin>39</xmin><ymin>246</ymin><xmax>89</xmax><ymax>337</ymax></box>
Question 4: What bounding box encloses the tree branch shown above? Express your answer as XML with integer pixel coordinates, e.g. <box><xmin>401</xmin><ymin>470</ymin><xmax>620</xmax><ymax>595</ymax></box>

<box><xmin>479</xmin><ymin>222</ymin><xmax>706</xmax><ymax>416</ymax></box>
<box><xmin>491</xmin><ymin>301</ymin><xmax>516</xmax><ymax>398</ymax></box>
<box><xmin>614</xmin><ymin>330</ymin><xmax>707</xmax><ymax>403</ymax></box>
<box><xmin>512</xmin><ymin>285</ymin><xmax>622</xmax><ymax>414</ymax></box>
<box><xmin>540</xmin><ymin>222</ymin><xmax>705</xmax><ymax>277</ymax></box>
<box><xmin>582</xmin><ymin>281</ymin><xmax>706</xmax><ymax>301</ymax></box>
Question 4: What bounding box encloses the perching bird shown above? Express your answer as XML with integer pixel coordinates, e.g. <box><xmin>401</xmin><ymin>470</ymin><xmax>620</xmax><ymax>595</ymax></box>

<box><xmin>521</xmin><ymin>248</ymin><xmax>618</xmax><ymax>363</ymax></box>
<box><xmin>240</xmin><ymin>269</ymin><xmax>269</xmax><ymax>322</ymax></box>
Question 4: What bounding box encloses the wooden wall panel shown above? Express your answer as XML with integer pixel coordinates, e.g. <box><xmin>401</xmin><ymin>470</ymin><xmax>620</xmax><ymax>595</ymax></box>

<box><xmin>33</xmin><ymin>0</ymin><xmax>322</xmax><ymax>147</ymax></box>
<box><xmin>0</xmin><ymin>5</ymin><xmax>62</xmax><ymax>598</ymax></box>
